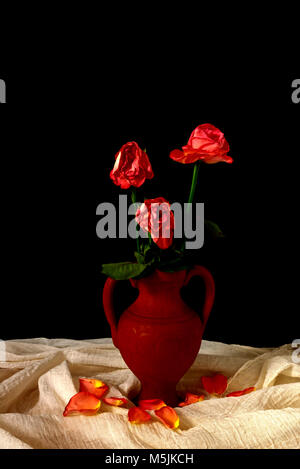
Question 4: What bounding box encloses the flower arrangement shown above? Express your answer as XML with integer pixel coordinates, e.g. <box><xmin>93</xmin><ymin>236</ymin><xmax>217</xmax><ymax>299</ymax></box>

<box><xmin>101</xmin><ymin>123</ymin><xmax>233</xmax><ymax>280</ymax></box>
<box><xmin>68</xmin><ymin>126</ymin><xmax>256</xmax><ymax>431</ymax></box>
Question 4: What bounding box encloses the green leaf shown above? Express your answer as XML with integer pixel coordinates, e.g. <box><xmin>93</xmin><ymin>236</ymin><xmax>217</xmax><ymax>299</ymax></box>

<box><xmin>205</xmin><ymin>220</ymin><xmax>225</xmax><ymax>239</ymax></box>
<box><xmin>101</xmin><ymin>262</ymin><xmax>147</xmax><ymax>280</ymax></box>
<box><xmin>134</xmin><ymin>251</ymin><xmax>145</xmax><ymax>264</ymax></box>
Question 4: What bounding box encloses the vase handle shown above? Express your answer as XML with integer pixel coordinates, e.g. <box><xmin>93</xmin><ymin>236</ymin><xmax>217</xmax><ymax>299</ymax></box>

<box><xmin>103</xmin><ymin>278</ymin><xmax>119</xmax><ymax>348</ymax></box>
<box><xmin>184</xmin><ymin>266</ymin><xmax>215</xmax><ymax>332</ymax></box>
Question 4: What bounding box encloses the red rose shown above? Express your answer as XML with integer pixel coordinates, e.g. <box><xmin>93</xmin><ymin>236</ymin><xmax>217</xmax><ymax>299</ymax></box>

<box><xmin>170</xmin><ymin>124</ymin><xmax>233</xmax><ymax>165</ymax></box>
<box><xmin>136</xmin><ymin>197</ymin><xmax>175</xmax><ymax>250</ymax></box>
<box><xmin>110</xmin><ymin>142</ymin><xmax>154</xmax><ymax>189</ymax></box>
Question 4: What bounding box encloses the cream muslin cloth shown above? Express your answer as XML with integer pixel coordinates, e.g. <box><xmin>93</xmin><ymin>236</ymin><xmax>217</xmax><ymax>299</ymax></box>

<box><xmin>0</xmin><ymin>338</ymin><xmax>299</xmax><ymax>449</ymax></box>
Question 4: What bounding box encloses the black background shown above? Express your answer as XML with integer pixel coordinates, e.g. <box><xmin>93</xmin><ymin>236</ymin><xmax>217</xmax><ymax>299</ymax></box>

<box><xmin>0</xmin><ymin>48</ymin><xmax>299</xmax><ymax>348</ymax></box>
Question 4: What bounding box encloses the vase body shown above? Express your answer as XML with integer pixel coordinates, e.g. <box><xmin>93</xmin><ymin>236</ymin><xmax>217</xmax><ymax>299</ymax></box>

<box><xmin>103</xmin><ymin>267</ymin><xmax>215</xmax><ymax>407</ymax></box>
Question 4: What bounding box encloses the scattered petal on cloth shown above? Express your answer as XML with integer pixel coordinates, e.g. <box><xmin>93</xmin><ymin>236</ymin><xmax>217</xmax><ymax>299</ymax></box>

<box><xmin>202</xmin><ymin>373</ymin><xmax>228</xmax><ymax>395</ymax></box>
<box><xmin>0</xmin><ymin>338</ymin><xmax>299</xmax><ymax>449</ymax></box>
<box><xmin>154</xmin><ymin>406</ymin><xmax>180</xmax><ymax>429</ymax></box>
<box><xmin>63</xmin><ymin>392</ymin><xmax>101</xmax><ymax>417</ymax></box>
<box><xmin>138</xmin><ymin>399</ymin><xmax>166</xmax><ymax>411</ymax></box>
<box><xmin>79</xmin><ymin>378</ymin><xmax>109</xmax><ymax>399</ymax></box>
<box><xmin>128</xmin><ymin>407</ymin><xmax>152</xmax><ymax>424</ymax></box>
<box><xmin>226</xmin><ymin>387</ymin><xmax>256</xmax><ymax>398</ymax></box>
<box><xmin>178</xmin><ymin>392</ymin><xmax>205</xmax><ymax>407</ymax></box>
<box><xmin>102</xmin><ymin>397</ymin><xmax>128</xmax><ymax>407</ymax></box>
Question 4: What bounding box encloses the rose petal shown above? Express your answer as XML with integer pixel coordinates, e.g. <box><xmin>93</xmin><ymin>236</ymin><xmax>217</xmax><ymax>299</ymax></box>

<box><xmin>63</xmin><ymin>392</ymin><xmax>101</xmax><ymax>417</ymax></box>
<box><xmin>213</xmin><ymin>374</ymin><xmax>228</xmax><ymax>395</ymax></box>
<box><xmin>79</xmin><ymin>378</ymin><xmax>109</xmax><ymax>399</ymax></box>
<box><xmin>169</xmin><ymin>149</ymin><xmax>186</xmax><ymax>162</ymax></box>
<box><xmin>102</xmin><ymin>397</ymin><xmax>128</xmax><ymax>407</ymax></box>
<box><xmin>138</xmin><ymin>399</ymin><xmax>167</xmax><ymax>411</ymax></box>
<box><xmin>154</xmin><ymin>406</ymin><xmax>180</xmax><ymax>429</ymax></box>
<box><xmin>201</xmin><ymin>376</ymin><xmax>215</xmax><ymax>394</ymax></box>
<box><xmin>226</xmin><ymin>387</ymin><xmax>256</xmax><ymax>398</ymax></box>
<box><xmin>128</xmin><ymin>406</ymin><xmax>152</xmax><ymax>424</ymax></box>
<box><xmin>202</xmin><ymin>374</ymin><xmax>228</xmax><ymax>395</ymax></box>
<box><xmin>178</xmin><ymin>392</ymin><xmax>205</xmax><ymax>407</ymax></box>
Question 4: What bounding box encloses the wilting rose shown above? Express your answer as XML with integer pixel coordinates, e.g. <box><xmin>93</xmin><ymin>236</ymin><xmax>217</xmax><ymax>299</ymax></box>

<box><xmin>110</xmin><ymin>141</ymin><xmax>154</xmax><ymax>189</ymax></box>
<box><xmin>170</xmin><ymin>124</ymin><xmax>233</xmax><ymax>165</ymax></box>
<box><xmin>136</xmin><ymin>197</ymin><xmax>175</xmax><ymax>250</ymax></box>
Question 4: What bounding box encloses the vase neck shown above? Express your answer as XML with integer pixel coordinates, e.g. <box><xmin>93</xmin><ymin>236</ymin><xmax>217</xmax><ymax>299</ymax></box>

<box><xmin>129</xmin><ymin>270</ymin><xmax>193</xmax><ymax>319</ymax></box>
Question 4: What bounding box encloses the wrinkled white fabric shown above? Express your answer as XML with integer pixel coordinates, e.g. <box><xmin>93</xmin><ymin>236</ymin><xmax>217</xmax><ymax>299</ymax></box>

<box><xmin>0</xmin><ymin>338</ymin><xmax>299</xmax><ymax>449</ymax></box>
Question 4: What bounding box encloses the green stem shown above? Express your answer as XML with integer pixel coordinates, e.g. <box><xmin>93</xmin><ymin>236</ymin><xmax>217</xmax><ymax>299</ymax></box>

<box><xmin>182</xmin><ymin>162</ymin><xmax>201</xmax><ymax>252</ymax></box>
<box><xmin>131</xmin><ymin>188</ymin><xmax>141</xmax><ymax>254</ymax></box>
<box><xmin>187</xmin><ymin>161</ymin><xmax>200</xmax><ymax>207</ymax></box>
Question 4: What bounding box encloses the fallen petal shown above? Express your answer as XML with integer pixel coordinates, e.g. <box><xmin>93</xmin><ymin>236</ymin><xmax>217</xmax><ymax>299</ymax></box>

<box><xmin>128</xmin><ymin>406</ymin><xmax>152</xmax><ymax>424</ymax></box>
<box><xmin>63</xmin><ymin>392</ymin><xmax>101</xmax><ymax>417</ymax></box>
<box><xmin>213</xmin><ymin>374</ymin><xmax>228</xmax><ymax>395</ymax></box>
<box><xmin>138</xmin><ymin>399</ymin><xmax>166</xmax><ymax>411</ymax></box>
<box><xmin>102</xmin><ymin>397</ymin><xmax>128</xmax><ymax>407</ymax></box>
<box><xmin>201</xmin><ymin>376</ymin><xmax>215</xmax><ymax>394</ymax></box>
<box><xmin>178</xmin><ymin>392</ymin><xmax>205</xmax><ymax>407</ymax></box>
<box><xmin>79</xmin><ymin>378</ymin><xmax>109</xmax><ymax>399</ymax></box>
<box><xmin>202</xmin><ymin>374</ymin><xmax>228</xmax><ymax>395</ymax></box>
<box><xmin>155</xmin><ymin>406</ymin><xmax>180</xmax><ymax>429</ymax></box>
<box><xmin>227</xmin><ymin>387</ymin><xmax>256</xmax><ymax>397</ymax></box>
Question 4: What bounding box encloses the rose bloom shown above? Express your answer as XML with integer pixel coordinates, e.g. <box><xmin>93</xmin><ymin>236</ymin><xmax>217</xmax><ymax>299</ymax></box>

<box><xmin>110</xmin><ymin>142</ymin><xmax>154</xmax><ymax>189</ymax></box>
<box><xmin>170</xmin><ymin>124</ymin><xmax>233</xmax><ymax>165</ymax></box>
<box><xmin>136</xmin><ymin>197</ymin><xmax>175</xmax><ymax>250</ymax></box>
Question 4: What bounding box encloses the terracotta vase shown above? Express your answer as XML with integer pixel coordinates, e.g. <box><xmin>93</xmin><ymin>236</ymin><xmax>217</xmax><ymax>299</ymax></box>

<box><xmin>103</xmin><ymin>266</ymin><xmax>215</xmax><ymax>407</ymax></box>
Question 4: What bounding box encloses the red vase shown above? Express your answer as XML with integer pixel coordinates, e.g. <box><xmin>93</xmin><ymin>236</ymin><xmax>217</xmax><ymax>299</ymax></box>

<box><xmin>103</xmin><ymin>266</ymin><xmax>215</xmax><ymax>407</ymax></box>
